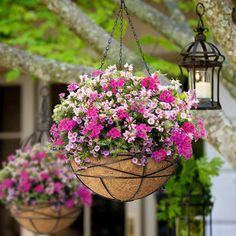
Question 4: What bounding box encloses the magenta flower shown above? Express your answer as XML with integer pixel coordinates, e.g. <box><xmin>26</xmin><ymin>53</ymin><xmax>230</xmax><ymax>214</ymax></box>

<box><xmin>107</xmin><ymin>128</ymin><xmax>121</xmax><ymax>139</ymax></box>
<box><xmin>34</xmin><ymin>185</ymin><xmax>44</xmax><ymax>193</ymax></box>
<box><xmin>136</xmin><ymin>124</ymin><xmax>152</xmax><ymax>139</ymax></box>
<box><xmin>141</xmin><ymin>75</ymin><xmax>160</xmax><ymax>90</ymax></box>
<box><xmin>65</xmin><ymin>199</ymin><xmax>75</xmax><ymax>208</ymax></box>
<box><xmin>59</xmin><ymin>118</ymin><xmax>77</xmax><ymax>132</ymax></box>
<box><xmin>182</xmin><ymin>122</ymin><xmax>195</xmax><ymax>134</ymax></box>
<box><xmin>19</xmin><ymin>181</ymin><xmax>31</xmax><ymax>193</ymax></box>
<box><xmin>2</xmin><ymin>179</ymin><xmax>14</xmax><ymax>188</ymax></box>
<box><xmin>67</xmin><ymin>83</ymin><xmax>79</xmax><ymax>92</ymax></box>
<box><xmin>171</xmin><ymin>129</ymin><xmax>193</xmax><ymax>159</ymax></box>
<box><xmin>117</xmin><ymin>109</ymin><xmax>129</xmax><ymax>120</ymax></box>
<box><xmin>116</xmin><ymin>78</ymin><xmax>126</xmax><ymax>88</ymax></box>
<box><xmin>152</xmin><ymin>149</ymin><xmax>167</xmax><ymax>162</ymax></box>
<box><xmin>160</xmin><ymin>90</ymin><xmax>176</xmax><ymax>104</ymax></box>
<box><xmin>86</xmin><ymin>107</ymin><xmax>99</xmax><ymax>119</ymax></box>
<box><xmin>76</xmin><ymin>186</ymin><xmax>92</xmax><ymax>207</ymax></box>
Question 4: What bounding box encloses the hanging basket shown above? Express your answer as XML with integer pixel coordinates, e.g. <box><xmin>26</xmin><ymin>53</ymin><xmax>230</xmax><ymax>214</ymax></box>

<box><xmin>10</xmin><ymin>204</ymin><xmax>80</xmax><ymax>234</ymax></box>
<box><xmin>70</xmin><ymin>154</ymin><xmax>178</xmax><ymax>202</ymax></box>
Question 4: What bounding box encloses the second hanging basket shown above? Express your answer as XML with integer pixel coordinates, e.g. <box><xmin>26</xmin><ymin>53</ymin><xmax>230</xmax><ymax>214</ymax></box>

<box><xmin>10</xmin><ymin>204</ymin><xmax>80</xmax><ymax>235</ymax></box>
<box><xmin>70</xmin><ymin>154</ymin><xmax>178</xmax><ymax>202</ymax></box>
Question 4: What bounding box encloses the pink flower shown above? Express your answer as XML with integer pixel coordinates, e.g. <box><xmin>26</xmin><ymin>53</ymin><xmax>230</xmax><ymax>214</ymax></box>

<box><xmin>152</xmin><ymin>149</ymin><xmax>167</xmax><ymax>162</ymax></box>
<box><xmin>59</xmin><ymin>118</ymin><xmax>77</xmax><ymax>132</ymax></box>
<box><xmin>53</xmin><ymin>182</ymin><xmax>64</xmax><ymax>193</ymax></box>
<box><xmin>65</xmin><ymin>199</ymin><xmax>75</xmax><ymax>208</ymax></box>
<box><xmin>1</xmin><ymin>179</ymin><xmax>14</xmax><ymax>188</ymax></box>
<box><xmin>59</xmin><ymin>93</ymin><xmax>65</xmax><ymax>98</ymax></box>
<box><xmin>141</xmin><ymin>75</ymin><xmax>160</xmax><ymax>90</ymax></box>
<box><xmin>76</xmin><ymin>186</ymin><xmax>92</xmax><ymax>207</ymax></box>
<box><xmin>117</xmin><ymin>109</ymin><xmax>129</xmax><ymax>120</ymax></box>
<box><xmin>40</xmin><ymin>171</ymin><xmax>49</xmax><ymax>180</ymax></box>
<box><xmin>160</xmin><ymin>90</ymin><xmax>176</xmax><ymax>104</ymax></box>
<box><xmin>107</xmin><ymin>128</ymin><xmax>121</xmax><ymax>139</ymax></box>
<box><xmin>20</xmin><ymin>170</ymin><xmax>29</xmax><ymax>181</ymax></box>
<box><xmin>7</xmin><ymin>154</ymin><xmax>15</xmax><ymax>161</ymax></box>
<box><xmin>67</xmin><ymin>83</ymin><xmax>79</xmax><ymax>92</ymax></box>
<box><xmin>35</xmin><ymin>151</ymin><xmax>47</xmax><ymax>160</ymax></box>
<box><xmin>92</xmin><ymin>69</ymin><xmax>103</xmax><ymax>77</ymax></box>
<box><xmin>197</xmin><ymin>117</ymin><xmax>206</xmax><ymax>138</ymax></box>
<box><xmin>50</xmin><ymin>123</ymin><xmax>65</xmax><ymax>147</ymax></box>
<box><xmin>34</xmin><ymin>185</ymin><xmax>44</xmax><ymax>193</ymax></box>
<box><xmin>135</xmin><ymin>124</ymin><xmax>152</xmax><ymax>139</ymax></box>
<box><xmin>56</xmin><ymin>153</ymin><xmax>67</xmax><ymax>160</ymax></box>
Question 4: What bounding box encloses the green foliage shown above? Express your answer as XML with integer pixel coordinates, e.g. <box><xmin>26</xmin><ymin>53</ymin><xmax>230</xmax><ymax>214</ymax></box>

<box><xmin>0</xmin><ymin>0</ymin><xmax>212</xmax><ymax>80</ymax></box>
<box><xmin>157</xmin><ymin>156</ymin><xmax>223</xmax><ymax>225</ymax></box>
<box><xmin>5</xmin><ymin>69</ymin><xmax>21</xmax><ymax>82</ymax></box>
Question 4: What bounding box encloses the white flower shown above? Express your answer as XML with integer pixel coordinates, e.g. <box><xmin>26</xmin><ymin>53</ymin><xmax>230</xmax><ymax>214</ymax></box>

<box><xmin>148</xmin><ymin>118</ymin><xmax>155</xmax><ymax>125</ymax></box>
<box><xmin>180</xmin><ymin>113</ymin><xmax>187</xmax><ymax>119</ymax></box>
<box><xmin>94</xmin><ymin>145</ymin><xmax>100</xmax><ymax>152</ymax></box>
<box><xmin>106</xmin><ymin>91</ymin><xmax>113</xmax><ymax>97</ymax></box>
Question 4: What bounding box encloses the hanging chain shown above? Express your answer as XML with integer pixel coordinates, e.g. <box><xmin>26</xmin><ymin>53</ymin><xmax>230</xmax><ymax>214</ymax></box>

<box><xmin>123</xmin><ymin>1</ymin><xmax>151</xmax><ymax>75</ymax></box>
<box><xmin>100</xmin><ymin>8</ymin><xmax>121</xmax><ymax>70</ymax></box>
<box><xmin>119</xmin><ymin>0</ymin><xmax>124</xmax><ymax>70</ymax></box>
<box><xmin>99</xmin><ymin>0</ymin><xmax>151</xmax><ymax>75</ymax></box>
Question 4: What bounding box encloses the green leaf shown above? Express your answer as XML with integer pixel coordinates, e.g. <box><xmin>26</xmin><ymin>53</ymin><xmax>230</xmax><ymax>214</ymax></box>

<box><xmin>5</xmin><ymin>69</ymin><xmax>21</xmax><ymax>82</ymax></box>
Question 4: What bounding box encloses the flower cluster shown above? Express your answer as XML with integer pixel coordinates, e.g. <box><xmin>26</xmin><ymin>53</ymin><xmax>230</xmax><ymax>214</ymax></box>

<box><xmin>0</xmin><ymin>144</ymin><xmax>92</xmax><ymax>208</ymax></box>
<box><xmin>51</xmin><ymin>64</ymin><xmax>205</xmax><ymax>167</ymax></box>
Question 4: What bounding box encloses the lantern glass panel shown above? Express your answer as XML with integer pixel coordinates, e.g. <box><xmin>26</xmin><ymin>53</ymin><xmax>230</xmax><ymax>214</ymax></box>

<box><xmin>189</xmin><ymin>68</ymin><xmax>212</xmax><ymax>100</ymax></box>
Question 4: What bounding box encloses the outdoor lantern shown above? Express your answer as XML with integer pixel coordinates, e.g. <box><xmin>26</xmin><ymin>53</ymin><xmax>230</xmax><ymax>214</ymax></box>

<box><xmin>179</xmin><ymin>2</ymin><xmax>225</xmax><ymax>110</ymax></box>
<box><xmin>176</xmin><ymin>192</ymin><xmax>213</xmax><ymax>236</ymax></box>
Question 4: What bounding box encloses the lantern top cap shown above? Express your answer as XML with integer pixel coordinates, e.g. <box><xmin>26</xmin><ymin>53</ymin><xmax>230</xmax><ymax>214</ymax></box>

<box><xmin>179</xmin><ymin>2</ymin><xmax>225</xmax><ymax>66</ymax></box>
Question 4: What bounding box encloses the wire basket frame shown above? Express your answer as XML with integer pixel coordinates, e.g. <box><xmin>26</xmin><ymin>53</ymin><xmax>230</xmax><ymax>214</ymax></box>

<box><xmin>70</xmin><ymin>154</ymin><xmax>179</xmax><ymax>202</ymax></box>
<box><xmin>10</xmin><ymin>204</ymin><xmax>80</xmax><ymax>235</ymax></box>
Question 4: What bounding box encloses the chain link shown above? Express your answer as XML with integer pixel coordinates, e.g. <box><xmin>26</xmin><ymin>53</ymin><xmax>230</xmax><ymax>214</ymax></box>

<box><xmin>123</xmin><ymin>2</ymin><xmax>151</xmax><ymax>75</ymax></box>
<box><xmin>119</xmin><ymin>1</ymin><xmax>124</xmax><ymax>70</ymax></box>
<box><xmin>100</xmin><ymin>8</ymin><xmax>121</xmax><ymax>70</ymax></box>
<box><xmin>100</xmin><ymin>0</ymin><xmax>151</xmax><ymax>76</ymax></box>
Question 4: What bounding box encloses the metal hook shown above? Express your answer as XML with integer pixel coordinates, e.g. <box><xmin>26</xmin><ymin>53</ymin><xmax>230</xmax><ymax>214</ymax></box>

<box><xmin>196</xmin><ymin>2</ymin><xmax>205</xmax><ymax>18</ymax></box>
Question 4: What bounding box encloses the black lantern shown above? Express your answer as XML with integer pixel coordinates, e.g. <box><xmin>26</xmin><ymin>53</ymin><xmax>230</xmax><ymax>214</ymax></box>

<box><xmin>179</xmin><ymin>3</ymin><xmax>225</xmax><ymax>110</ymax></box>
<box><xmin>157</xmin><ymin>191</ymin><xmax>213</xmax><ymax>236</ymax></box>
<box><xmin>176</xmin><ymin>192</ymin><xmax>213</xmax><ymax>236</ymax></box>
